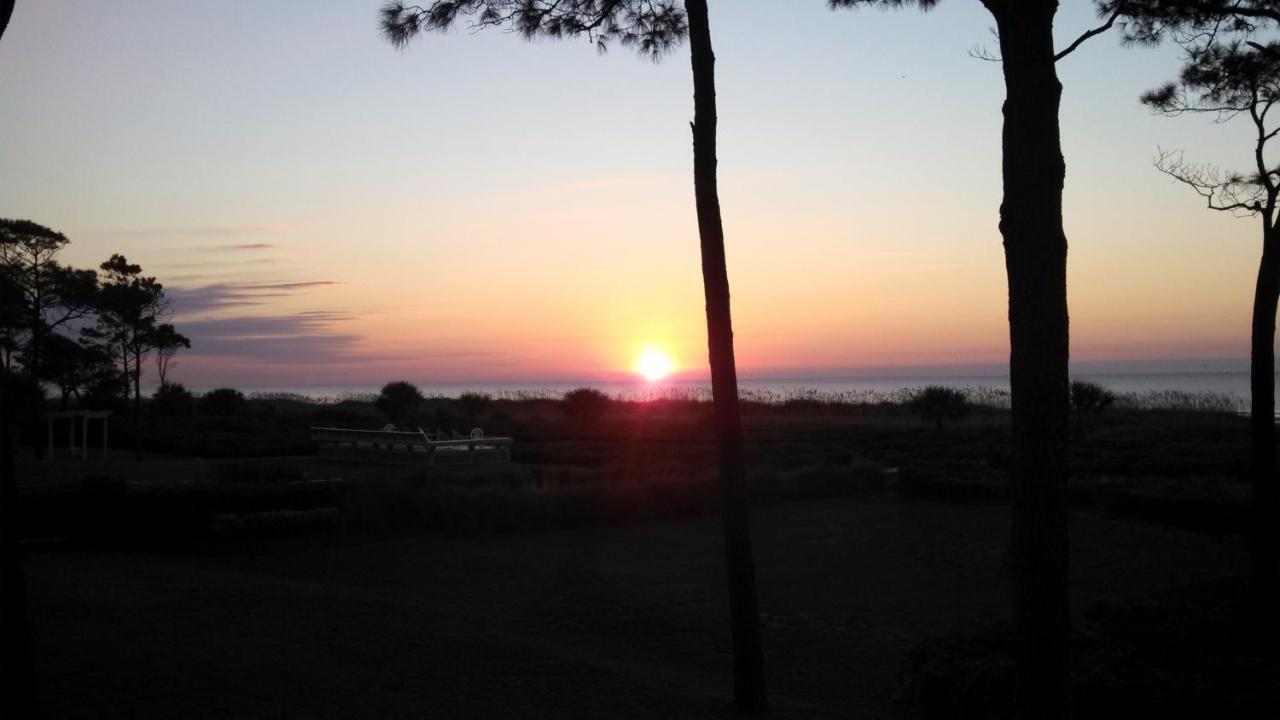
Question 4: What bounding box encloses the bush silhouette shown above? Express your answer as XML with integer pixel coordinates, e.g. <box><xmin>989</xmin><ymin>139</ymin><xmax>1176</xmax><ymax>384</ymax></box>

<box><xmin>376</xmin><ymin>381</ymin><xmax>425</xmax><ymax>425</ymax></box>
<box><xmin>562</xmin><ymin>388</ymin><xmax>610</xmax><ymax>421</ymax></box>
<box><xmin>909</xmin><ymin>386</ymin><xmax>970</xmax><ymax>434</ymax></box>
<box><xmin>1070</xmin><ymin>380</ymin><xmax>1116</xmax><ymax>439</ymax></box>
<box><xmin>199</xmin><ymin>388</ymin><xmax>247</xmax><ymax>417</ymax></box>
<box><xmin>151</xmin><ymin>382</ymin><xmax>195</xmax><ymax>417</ymax></box>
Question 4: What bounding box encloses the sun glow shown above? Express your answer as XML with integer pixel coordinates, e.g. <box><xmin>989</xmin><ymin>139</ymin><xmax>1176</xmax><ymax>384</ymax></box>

<box><xmin>635</xmin><ymin>345</ymin><xmax>675</xmax><ymax>381</ymax></box>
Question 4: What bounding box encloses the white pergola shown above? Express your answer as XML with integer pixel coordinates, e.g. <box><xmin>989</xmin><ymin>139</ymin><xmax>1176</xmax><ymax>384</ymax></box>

<box><xmin>43</xmin><ymin>410</ymin><xmax>111</xmax><ymax>459</ymax></box>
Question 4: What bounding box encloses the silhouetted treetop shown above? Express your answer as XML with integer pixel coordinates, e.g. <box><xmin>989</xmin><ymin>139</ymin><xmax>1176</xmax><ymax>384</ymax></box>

<box><xmin>0</xmin><ymin>1</ymin><xmax>14</xmax><ymax>46</ymax></box>
<box><xmin>1144</xmin><ymin>40</ymin><xmax>1278</xmax><ymax>215</ymax></box>
<box><xmin>828</xmin><ymin>0</ymin><xmax>938</xmax><ymax>10</ymax></box>
<box><xmin>380</xmin><ymin>0</ymin><xmax>687</xmax><ymax>59</ymax></box>
<box><xmin>1142</xmin><ymin>39</ymin><xmax>1280</xmax><ymax>114</ymax></box>
<box><xmin>1118</xmin><ymin>0</ymin><xmax>1280</xmax><ymax>603</ymax></box>
<box><xmin>1116</xmin><ymin>0</ymin><xmax>1279</xmax><ymax>215</ymax></box>
<box><xmin>1105</xmin><ymin>0</ymin><xmax>1280</xmax><ymax>45</ymax></box>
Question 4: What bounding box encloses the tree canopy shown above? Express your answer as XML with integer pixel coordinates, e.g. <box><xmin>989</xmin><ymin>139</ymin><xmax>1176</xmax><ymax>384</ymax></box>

<box><xmin>380</xmin><ymin>0</ymin><xmax>687</xmax><ymax>59</ymax></box>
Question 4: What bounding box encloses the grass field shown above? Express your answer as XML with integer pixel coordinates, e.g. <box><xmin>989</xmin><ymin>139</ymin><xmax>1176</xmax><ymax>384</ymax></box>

<box><xmin>14</xmin><ymin>393</ymin><xmax>1277</xmax><ymax>717</ymax></box>
<box><xmin>25</xmin><ymin>497</ymin><xmax>1251</xmax><ymax>719</ymax></box>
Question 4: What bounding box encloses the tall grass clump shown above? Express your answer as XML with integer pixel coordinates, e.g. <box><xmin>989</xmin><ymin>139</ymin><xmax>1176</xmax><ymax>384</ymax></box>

<box><xmin>909</xmin><ymin>386</ymin><xmax>971</xmax><ymax>434</ymax></box>
<box><xmin>455</xmin><ymin>391</ymin><xmax>492</xmax><ymax>422</ymax></box>
<box><xmin>1071</xmin><ymin>380</ymin><xmax>1116</xmax><ymax>438</ymax></box>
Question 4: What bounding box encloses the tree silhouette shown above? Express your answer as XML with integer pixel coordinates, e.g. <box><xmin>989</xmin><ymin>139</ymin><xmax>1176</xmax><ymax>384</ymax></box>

<box><xmin>0</xmin><ymin>220</ymin><xmax>99</xmax><ymax>394</ymax></box>
<box><xmin>827</xmin><ymin>2</ymin><xmax>1121</xmax><ymax>716</ymax></box>
<box><xmin>88</xmin><ymin>254</ymin><xmax>173</xmax><ymax>460</ymax></box>
<box><xmin>41</xmin><ymin>332</ymin><xmax>113</xmax><ymax>409</ymax></box>
<box><xmin>379</xmin><ymin>1</ymin><xmax>767</xmax><ymax>709</ymax></box>
<box><xmin>150</xmin><ymin>323</ymin><xmax>191</xmax><ymax>389</ymax></box>
<box><xmin>1109</xmin><ymin>0</ymin><xmax>1279</xmax><ymax>48</ymax></box>
<box><xmin>376</xmin><ymin>381</ymin><xmax>425</xmax><ymax>425</ymax></box>
<box><xmin>0</xmin><ymin>18</ymin><xmax>43</xmax><ymax>720</ymax></box>
<box><xmin>0</xmin><ymin>1</ymin><xmax>12</xmax><ymax>45</ymax></box>
<box><xmin>1120</xmin><ymin>12</ymin><xmax>1279</xmax><ymax>599</ymax></box>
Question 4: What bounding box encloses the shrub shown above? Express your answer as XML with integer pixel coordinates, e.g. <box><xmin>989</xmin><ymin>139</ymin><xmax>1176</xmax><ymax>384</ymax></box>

<box><xmin>6</xmin><ymin>372</ymin><xmax>45</xmax><ymax>413</ymax></box>
<box><xmin>375</xmin><ymin>381</ymin><xmax>425</xmax><ymax>424</ymax></box>
<box><xmin>455</xmin><ymin>391</ymin><xmax>492</xmax><ymax>421</ymax></box>
<box><xmin>199</xmin><ymin>387</ymin><xmax>247</xmax><ymax>416</ymax></box>
<box><xmin>1071</xmin><ymin>380</ymin><xmax>1116</xmax><ymax>415</ymax></box>
<box><xmin>562</xmin><ymin>387</ymin><xmax>611</xmax><ymax>420</ymax></box>
<box><xmin>1071</xmin><ymin>381</ymin><xmax>1117</xmax><ymax>438</ymax></box>
<box><xmin>151</xmin><ymin>382</ymin><xmax>195</xmax><ymax>416</ymax></box>
<box><xmin>909</xmin><ymin>386</ymin><xmax>970</xmax><ymax>434</ymax></box>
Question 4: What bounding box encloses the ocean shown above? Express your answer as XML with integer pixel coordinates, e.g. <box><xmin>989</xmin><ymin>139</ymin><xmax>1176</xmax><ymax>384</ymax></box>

<box><xmin>243</xmin><ymin>371</ymin><xmax>1272</xmax><ymax>412</ymax></box>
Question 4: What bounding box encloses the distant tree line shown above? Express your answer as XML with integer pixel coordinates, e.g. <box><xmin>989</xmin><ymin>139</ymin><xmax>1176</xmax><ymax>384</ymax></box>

<box><xmin>0</xmin><ymin>219</ymin><xmax>190</xmax><ymax>412</ymax></box>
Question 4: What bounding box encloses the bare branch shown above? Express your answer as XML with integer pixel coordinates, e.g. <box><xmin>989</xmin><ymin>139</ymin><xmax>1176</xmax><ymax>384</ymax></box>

<box><xmin>1056</xmin><ymin>8</ymin><xmax>1121</xmax><ymax>62</ymax></box>
<box><xmin>1154</xmin><ymin>147</ymin><xmax>1267</xmax><ymax>216</ymax></box>
<box><xmin>968</xmin><ymin>44</ymin><xmax>1001</xmax><ymax>62</ymax></box>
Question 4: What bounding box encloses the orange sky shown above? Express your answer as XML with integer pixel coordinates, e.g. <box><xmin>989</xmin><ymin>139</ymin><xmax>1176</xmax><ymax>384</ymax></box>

<box><xmin>1</xmin><ymin>2</ymin><xmax>1269</xmax><ymax>388</ymax></box>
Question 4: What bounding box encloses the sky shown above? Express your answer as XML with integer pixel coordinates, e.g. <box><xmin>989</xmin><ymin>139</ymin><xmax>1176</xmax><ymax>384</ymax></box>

<box><xmin>0</xmin><ymin>1</ymin><xmax>1273</xmax><ymax>389</ymax></box>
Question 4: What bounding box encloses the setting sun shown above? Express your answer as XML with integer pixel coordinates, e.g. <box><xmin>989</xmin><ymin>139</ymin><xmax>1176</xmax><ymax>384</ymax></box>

<box><xmin>635</xmin><ymin>346</ymin><xmax>675</xmax><ymax>381</ymax></box>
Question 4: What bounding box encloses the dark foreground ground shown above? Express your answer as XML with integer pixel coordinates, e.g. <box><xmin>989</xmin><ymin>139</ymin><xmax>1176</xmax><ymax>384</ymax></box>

<box><xmin>25</xmin><ymin>497</ymin><xmax>1247</xmax><ymax>719</ymax></box>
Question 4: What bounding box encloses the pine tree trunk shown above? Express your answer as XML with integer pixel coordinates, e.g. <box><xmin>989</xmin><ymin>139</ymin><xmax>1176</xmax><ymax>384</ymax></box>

<box><xmin>0</xmin><ymin>1</ymin><xmax>13</xmax><ymax>44</ymax></box>
<box><xmin>29</xmin><ymin>320</ymin><xmax>45</xmax><ymax>459</ymax></box>
<box><xmin>686</xmin><ymin>0</ymin><xmax>767</xmax><ymax>712</ymax></box>
<box><xmin>0</xmin><ymin>376</ymin><xmax>42</xmax><ymax>718</ymax></box>
<box><xmin>132</xmin><ymin>347</ymin><xmax>142</xmax><ymax>461</ymax></box>
<box><xmin>29</xmin><ymin>307</ymin><xmax>45</xmax><ymax>456</ymax></box>
<box><xmin>1250</xmin><ymin>230</ymin><xmax>1279</xmax><ymax>601</ymax></box>
<box><xmin>120</xmin><ymin>340</ymin><xmax>130</xmax><ymax>406</ymax></box>
<box><xmin>992</xmin><ymin>4</ymin><xmax>1072</xmax><ymax>717</ymax></box>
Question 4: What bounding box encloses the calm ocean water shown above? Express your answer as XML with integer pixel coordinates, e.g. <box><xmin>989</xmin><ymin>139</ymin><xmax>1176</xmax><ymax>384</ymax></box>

<box><xmin>246</xmin><ymin>371</ymin><xmax>1274</xmax><ymax>412</ymax></box>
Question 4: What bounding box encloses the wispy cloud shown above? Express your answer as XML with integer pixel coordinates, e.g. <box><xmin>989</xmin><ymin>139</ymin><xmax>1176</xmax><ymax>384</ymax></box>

<box><xmin>179</xmin><ymin>311</ymin><xmax>364</xmax><ymax>364</ymax></box>
<box><xmin>168</xmin><ymin>280</ymin><xmax>340</xmax><ymax>316</ymax></box>
<box><xmin>206</xmin><ymin>243</ymin><xmax>276</xmax><ymax>251</ymax></box>
<box><xmin>104</xmin><ymin>224</ymin><xmax>306</xmax><ymax>239</ymax></box>
<box><xmin>245</xmin><ymin>281</ymin><xmax>339</xmax><ymax>291</ymax></box>
<box><xmin>155</xmin><ymin>258</ymin><xmax>277</xmax><ymax>271</ymax></box>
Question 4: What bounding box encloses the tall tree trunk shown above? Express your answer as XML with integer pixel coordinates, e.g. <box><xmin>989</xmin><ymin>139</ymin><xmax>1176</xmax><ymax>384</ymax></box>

<box><xmin>1</xmin><ymin>376</ymin><xmax>42</xmax><ymax>718</ymax></box>
<box><xmin>132</xmin><ymin>346</ymin><xmax>142</xmax><ymax>461</ymax></box>
<box><xmin>686</xmin><ymin>0</ymin><xmax>767</xmax><ymax>712</ymax></box>
<box><xmin>1250</xmin><ymin>229</ymin><xmax>1279</xmax><ymax>601</ymax></box>
<box><xmin>29</xmin><ymin>321</ymin><xmax>44</xmax><ymax>459</ymax></box>
<box><xmin>120</xmin><ymin>340</ymin><xmax>129</xmax><ymax>406</ymax></box>
<box><xmin>0</xmin><ymin>1</ymin><xmax>13</xmax><ymax>44</ymax></box>
<box><xmin>992</xmin><ymin>4</ymin><xmax>1072</xmax><ymax>718</ymax></box>
<box><xmin>117</xmin><ymin>339</ymin><xmax>129</xmax><ymax>458</ymax></box>
<box><xmin>0</xmin><ymin>16</ymin><xmax>40</xmax><ymax>710</ymax></box>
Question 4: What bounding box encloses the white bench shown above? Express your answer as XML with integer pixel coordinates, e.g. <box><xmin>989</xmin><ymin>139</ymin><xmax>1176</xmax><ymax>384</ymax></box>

<box><xmin>309</xmin><ymin>427</ymin><xmax>513</xmax><ymax>465</ymax></box>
